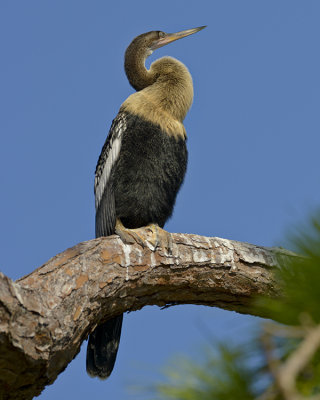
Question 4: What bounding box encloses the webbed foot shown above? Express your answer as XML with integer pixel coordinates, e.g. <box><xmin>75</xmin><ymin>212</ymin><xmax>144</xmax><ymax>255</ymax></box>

<box><xmin>115</xmin><ymin>220</ymin><xmax>172</xmax><ymax>253</ymax></box>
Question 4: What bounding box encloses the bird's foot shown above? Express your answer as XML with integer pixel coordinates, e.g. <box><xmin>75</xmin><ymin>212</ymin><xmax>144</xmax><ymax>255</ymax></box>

<box><xmin>142</xmin><ymin>223</ymin><xmax>173</xmax><ymax>253</ymax></box>
<box><xmin>115</xmin><ymin>220</ymin><xmax>172</xmax><ymax>253</ymax></box>
<box><xmin>115</xmin><ymin>219</ymin><xmax>146</xmax><ymax>248</ymax></box>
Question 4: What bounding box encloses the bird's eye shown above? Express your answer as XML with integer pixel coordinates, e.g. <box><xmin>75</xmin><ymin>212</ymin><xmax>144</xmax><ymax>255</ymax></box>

<box><xmin>158</xmin><ymin>31</ymin><xmax>166</xmax><ymax>38</ymax></box>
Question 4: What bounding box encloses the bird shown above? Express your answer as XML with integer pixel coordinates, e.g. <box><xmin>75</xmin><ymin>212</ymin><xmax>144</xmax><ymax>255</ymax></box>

<box><xmin>86</xmin><ymin>26</ymin><xmax>206</xmax><ymax>380</ymax></box>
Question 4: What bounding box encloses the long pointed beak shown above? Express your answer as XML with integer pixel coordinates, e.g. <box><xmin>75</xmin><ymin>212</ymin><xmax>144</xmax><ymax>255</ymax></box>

<box><xmin>151</xmin><ymin>26</ymin><xmax>206</xmax><ymax>50</ymax></box>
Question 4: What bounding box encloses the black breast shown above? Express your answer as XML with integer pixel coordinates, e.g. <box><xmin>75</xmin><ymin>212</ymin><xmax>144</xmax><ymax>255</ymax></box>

<box><xmin>112</xmin><ymin>111</ymin><xmax>187</xmax><ymax>228</ymax></box>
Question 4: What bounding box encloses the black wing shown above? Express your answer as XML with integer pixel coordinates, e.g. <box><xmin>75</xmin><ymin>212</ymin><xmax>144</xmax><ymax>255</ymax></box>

<box><xmin>94</xmin><ymin>111</ymin><xmax>127</xmax><ymax>237</ymax></box>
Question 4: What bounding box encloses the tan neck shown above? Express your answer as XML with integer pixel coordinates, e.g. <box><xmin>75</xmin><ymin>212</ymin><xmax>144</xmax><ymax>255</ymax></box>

<box><xmin>147</xmin><ymin>57</ymin><xmax>194</xmax><ymax>121</ymax></box>
<box><xmin>125</xmin><ymin>46</ymin><xmax>155</xmax><ymax>91</ymax></box>
<box><xmin>122</xmin><ymin>57</ymin><xmax>193</xmax><ymax>139</ymax></box>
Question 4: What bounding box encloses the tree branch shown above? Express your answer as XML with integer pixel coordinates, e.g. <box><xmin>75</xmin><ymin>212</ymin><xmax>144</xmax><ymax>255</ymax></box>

<box><xmin>0</xmin><ymin>229</ymin><xmax>293</xmax><ymax>399</ymax></box>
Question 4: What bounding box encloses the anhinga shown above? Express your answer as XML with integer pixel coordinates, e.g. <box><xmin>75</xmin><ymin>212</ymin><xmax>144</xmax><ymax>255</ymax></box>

<box><xmin>87</xmin><ymin>26</ymin><xmax>206</xmax><ymax>379</ymax></box>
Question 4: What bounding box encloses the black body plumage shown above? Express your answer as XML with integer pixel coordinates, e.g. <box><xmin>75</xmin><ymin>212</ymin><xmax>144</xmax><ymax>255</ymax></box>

<box><xmin>101</xmin><ymin>111</ymin><xmax>187</xmax><ymax>231</ymax></box>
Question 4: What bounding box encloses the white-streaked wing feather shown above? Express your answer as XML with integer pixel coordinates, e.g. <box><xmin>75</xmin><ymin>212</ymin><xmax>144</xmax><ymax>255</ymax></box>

<box><xmin>94</xmin><ymin>113</ymin><xmax>127</xmax><ymax>210</ymax></box>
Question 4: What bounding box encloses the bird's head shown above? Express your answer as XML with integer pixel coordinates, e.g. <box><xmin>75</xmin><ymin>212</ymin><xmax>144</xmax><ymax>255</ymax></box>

<box><xmin>126</xmin><ymin>26</ymin><xmax>206</xmax><ymax>59</ymax></box>
<box><xmin>124</xmin><ymin>26</ymin><xmax>206</xmax><ymax>91</ymax></box>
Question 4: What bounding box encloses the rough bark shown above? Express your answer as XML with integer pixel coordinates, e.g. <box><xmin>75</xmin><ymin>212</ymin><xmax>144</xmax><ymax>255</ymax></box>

<box><xmin>0</xmin><ymin>229</ymin><xmax>294</xmax><ymax>399</ymax></box>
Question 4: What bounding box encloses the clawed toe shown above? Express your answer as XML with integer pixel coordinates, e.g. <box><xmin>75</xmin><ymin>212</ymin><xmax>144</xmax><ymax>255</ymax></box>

<box><xmin>115</xmin><ymin>219</ymin><xmax>172</xmax><ymax>253</ymax></box>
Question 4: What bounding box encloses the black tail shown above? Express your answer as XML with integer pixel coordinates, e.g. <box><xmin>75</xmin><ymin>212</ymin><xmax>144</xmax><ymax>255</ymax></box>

<box><xmin>86</xmin><ymin>314</ymin><xmax>123</xmax><ymax>379</ymax></box>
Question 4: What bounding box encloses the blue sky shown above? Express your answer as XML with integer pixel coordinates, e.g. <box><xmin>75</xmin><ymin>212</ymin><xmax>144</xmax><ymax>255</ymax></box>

<box><xmin>0</xmin><ymin>1</ymin><xmax>319</xmax><ymax>398</ymax></box>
